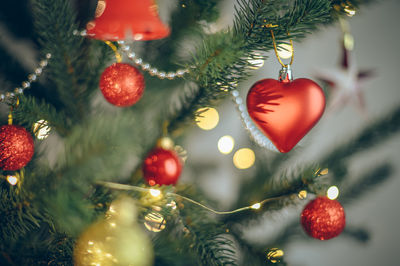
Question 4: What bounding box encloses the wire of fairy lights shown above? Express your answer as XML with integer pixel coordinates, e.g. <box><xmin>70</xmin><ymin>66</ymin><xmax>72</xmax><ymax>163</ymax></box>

<box><xmin>0</xmin><ymin>53</ymin><xmax>52</xmax><ymax>103</ymax></box>
<box><xmin>97</xmin><ymin>181</ymin><xmax>297</xmax><ymax>215</ymax></box>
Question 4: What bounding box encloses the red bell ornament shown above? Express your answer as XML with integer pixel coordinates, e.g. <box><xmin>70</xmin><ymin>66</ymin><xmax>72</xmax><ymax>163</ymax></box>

<box><xmin>247</xmin><ymin>65</ymin><xmax>325</xmax><ymax>153</ymax></box>
<box><xmin>86</xmin><ymin>0</ymin><xmax>170</xmax><ymax>41</ymax></box>
<box><xmin>142</xmin><ymin>148</ymin><xmax>182</xmax><ymax>186</ymax></box>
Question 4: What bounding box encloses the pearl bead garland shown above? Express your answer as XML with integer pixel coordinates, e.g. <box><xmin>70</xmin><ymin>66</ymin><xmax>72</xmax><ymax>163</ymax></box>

<box><xmin>117</xmin><ymin>41</ymin><xmax>189</xmax><ymax>79</ymax></box>
<box><xmin>231</xmin><ymin>89</ymin><xmax>278</xmax><ymax>152</ymax></box>
<box><xmin>0</xmin><ymin>53</ymin><xmax>52</xmax><ymax>103</ymax></box>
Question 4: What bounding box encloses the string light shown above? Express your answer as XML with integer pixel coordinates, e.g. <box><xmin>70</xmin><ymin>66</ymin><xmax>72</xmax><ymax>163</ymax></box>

<box><xmin>266</xmin><ymin>248</ymin><xmax>284</xmax><ymax>263</ymax></box>
<box><xmin>233</xmin><ymin>148</ymin><xmax>255</xmax><ymax>169</ymax></box>
<box><xmin>217</xmin><ymin>135</ymin><xmax>235</xmax><ymax>154</ymax></box>
<box><xmin>344</xmin><ymin>5</ymin><xmax>356</xmax><ymax>17</ymax></box>
<box><xmin>6</xmin><ymin>175</ymin><xmax>18</xmax><ymax>186</ymax></box>
<box><xmin>195</xmin><ymin>107</ymin><xmax>219</xmax><ymax>130</ymax></box>
<box><xmin>316</xmin><ymin>168</ymin><xmax>329</xmax><ymax>176</ymax></box>
<box><xmin>327</xmin><ymin>186</ymin><xmax>339</xmax><ymax>200</ymax></box>
<box><xmin>144</xmin><ymin>212</ymin><xmax>166</xmax><ymax>232</ymax></box>
<box><xmin>97</xmin><ymin>181</ymin><xmax>292</xmax><ymax>216</ymax></box>
<box><xmin>298</xmin><ymin>190</ymin><xmax>307</xmax><ymax>199</ymax></box>
<box><xmin>32</xmin><ymin>120</ymin><xmax>51</xmax><ymax>140</ymax></box>
<box><xmin>149</xmin><ymin>189</ymin><xmax>161</xmax><ymax>198</ymax></box>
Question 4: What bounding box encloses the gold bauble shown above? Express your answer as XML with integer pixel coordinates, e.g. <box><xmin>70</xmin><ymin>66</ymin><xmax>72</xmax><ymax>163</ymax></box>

<box><xmin>74</xmin><ymin>196</ymin><xmax>153</xmax><ymax>266</ymax></box>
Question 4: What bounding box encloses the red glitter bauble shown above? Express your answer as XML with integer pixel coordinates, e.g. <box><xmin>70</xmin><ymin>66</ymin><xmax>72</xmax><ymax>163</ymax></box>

<box><xmin>0</xmin><ymin>125</ymin><xmax>34</xmax><ymax>171</ymax></box>
<box><xmin>301</xmin><ymin>196</ymin><xmax>346</xmax><ymax>240</ymax></box>
<box><xmin>247</xmin><ymin>77</ymin><xmax>325</xmax><ymax>152</ymax></box>
<box><xmin>142</xmin><ymin>148</ymin><xmax>182</xmax><ymax>186</ymax></box>
<box><xmin>99</xmin><ymin>63</ymin><xmax>145</xmax><ymax>107</ymax></box>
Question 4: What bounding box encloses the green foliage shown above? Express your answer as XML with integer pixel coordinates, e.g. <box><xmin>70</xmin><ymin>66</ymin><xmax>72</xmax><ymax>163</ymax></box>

<box><xmin>0</xmin><ymin>0</ymin><xmax>390</xmax><ymax>265</ymax></box>
<box><xmin>168</xmin><ymin>0</ymin><xmax>333</xmax><ymax>133</ymax></box>
<box><xmin>13</xmin><ymin>94</ymin><xmax>69</xmax><ymax>136</ymax></box>
<box><xmin>31</xmin><ymin>0</ymin><xmax>112</xmax><ymax>123</ymax></box>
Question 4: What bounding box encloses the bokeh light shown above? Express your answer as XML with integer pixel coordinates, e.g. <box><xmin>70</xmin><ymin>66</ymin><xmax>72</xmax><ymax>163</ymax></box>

<box><xmin>218</xmin><ymin>135</ymin><xmax>235</xmax><ymax>154</ymax></box>
<box><xmin>233</xmin><ymin>148</ymin><xmax>255</xmax><ymax>169</ymax></box>
<box><xmin>266</xmin><ymin>248</ymin><xmax>284</xmax><ymax>263</ymax></box>
<box><xmin>327</xmin><ymin>186</ymin><xmax>339</xmax><ymax>200</ymax></box>
<box><xmin>32</xmin><ymin>119</ymin><xmax>51</xmax><ymax>140</ymax></box>
<box><xmin>144</xmin><ymin>212</ymin><xmax>166</xmax><ymax>232</ymax></box>
<box><xmin>195</xmin><ymin>107</ymin><xmax>219</xmax><ymax>130</ymax></box>
<box><xmin>6</xmin><ymin>175</ymin><xmax>18</xmax><ymax>186</ymax></box>
<box><xmin>298</xmin><ymin>190</ymin><xmax>307</xmax><ymax>199</ymax></box>
<box><xmin>277</xmin><ymin>43</ymin><xmax>293</xmax><ymax>59</ymax></box>
<box><xmin>247</xmin><ymin>53</ymin><xmax>264</xmax><ymax>69</ymax></box>
<box><xmin>149</xmin><ymin>189</ymin><xmax>161</xmax><ymax>199</ymax></box>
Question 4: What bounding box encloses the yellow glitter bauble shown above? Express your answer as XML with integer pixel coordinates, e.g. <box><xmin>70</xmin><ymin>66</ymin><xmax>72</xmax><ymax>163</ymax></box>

<box><xmin>74</xmin><ymin>196</ymin><xmax>153</xmax><ymax>266</ymax></box>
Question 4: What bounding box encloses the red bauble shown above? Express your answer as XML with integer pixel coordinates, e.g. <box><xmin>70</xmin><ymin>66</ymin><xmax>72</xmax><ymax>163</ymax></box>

<box><xmin>301</xmin><ymin>196</ymin><xmax>346</xmax><ymax>240</ymax></box>
<box><xmin>99</xmin><ymin>63</ymin><xmax>145</xmax><ymax>107</ymax></box>
<box><xmin>246</xmin><ymin>78</ymin><xmax>325</xmax><ymax>152</ymax></box>
<box><xmin>86</xmin><ymin>0</ymin><xmax>170</xmax><ymax>41</ymax></box>
<box><xmin>0</xmin><ymin>125</ymin><xmax>34</xmax><ymax>171</ymax></box>
<box><xmin>142</xmin><ymin>148</ymin><xmax>182</xmax><ymax>186</ymax></box>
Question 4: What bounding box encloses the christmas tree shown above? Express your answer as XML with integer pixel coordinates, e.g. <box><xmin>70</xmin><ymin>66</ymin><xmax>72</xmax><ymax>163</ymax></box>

<box><xmin>0</xmin><ymin>0</ymin><xmax>399</xmax><ymax>265</ymax></box>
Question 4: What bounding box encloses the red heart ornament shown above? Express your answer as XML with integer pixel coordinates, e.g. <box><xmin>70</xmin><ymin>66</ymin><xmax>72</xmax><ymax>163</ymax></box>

<box><xmin>246</xmin><ymin>78</ymin><xmax>325</xmax><ymax>153</ymax></box>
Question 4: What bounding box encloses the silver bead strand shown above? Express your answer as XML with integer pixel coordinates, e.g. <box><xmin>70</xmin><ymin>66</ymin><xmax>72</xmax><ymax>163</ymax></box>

<box><xmin>231</xmin><ymin>89</ymin><xmax>278</xmax><ymax>152</ymax></box>
<box><xmin>117</xmin><ymin>41</ymin><xmax>189</xmax><ymax>79</ymax></box>
<box><xmin>0</xmin><ymin>53</ymin><xmax>52</xmax><ymax>103</ymax></box>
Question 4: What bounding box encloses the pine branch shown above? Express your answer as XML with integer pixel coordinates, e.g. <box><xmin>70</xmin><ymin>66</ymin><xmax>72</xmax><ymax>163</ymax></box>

<box><xmin>13</xmin><ymin>95</ymin><xmax>69</xmax><ymax>136</ymax></box>
<box><xmin>167</xmin><ymin>0</ymin><xmax>332</xmax><ymax>134</ymax></box>
<box><xmin>31</xmin><ymin>0</ymin><xmax>111</xmax><ymax>123</ymax></box>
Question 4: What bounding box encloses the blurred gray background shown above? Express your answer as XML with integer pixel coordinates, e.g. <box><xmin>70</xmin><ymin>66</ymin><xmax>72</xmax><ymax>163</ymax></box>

<box><xmin>184</xmin><ymin>0</ymin><xmax>400</xmax><ymax>265</ymax></box>
<box><xmin>1</xmin><ymin>0</ymin><xmax>398</xmax><ymax>265</ymax></box>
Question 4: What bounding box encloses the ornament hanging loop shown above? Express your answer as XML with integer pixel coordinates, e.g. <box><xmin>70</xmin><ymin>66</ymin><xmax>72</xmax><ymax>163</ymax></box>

<box><xmin>8</xmin><ymin>97</ymin><xmax>19</xmax><ymax>125</ymax></box>
<box><xmin>279</xmin><ymin>65</ymin><xmax>293</xmax><ymax>82</ymax></box>
<box><xmin>104</xmin><ymin>41</ymin><xmax>122</xmax><ymax>63</ymax></box>
<box><xmin>270</xmin><ymin>30</ymin><xmax>294</xmax><ymax>67</ymax></box>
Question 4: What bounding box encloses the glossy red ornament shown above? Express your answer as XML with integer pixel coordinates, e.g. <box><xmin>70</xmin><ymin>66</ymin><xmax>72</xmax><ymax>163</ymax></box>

<box><xmin>143</xmin><ymin>148</ymin><xmax>182</xmax><ymax>186</ymax></box>
<box><xmin>301</xmin><ymin>196</ymin><xmax>346</xmax><ymax>240</ymax></box>
<box><xmin>246</xmin><ymin>70</ymin><xmax>325</xmax><ymax>153</ymax></box>
<box><xmin>0</xmin><ymin>125</ymin><xmax>34</xmax><ymax>171</ymax></box>
<box><xmin>86</xmin><ymin>0</ymin><xmax>170</xmax><ymax>41</ymax></box>
<box><xmin>99</xmin><ymin>63</ymin><xmax>145</xmax><ymax>107</ymax></box>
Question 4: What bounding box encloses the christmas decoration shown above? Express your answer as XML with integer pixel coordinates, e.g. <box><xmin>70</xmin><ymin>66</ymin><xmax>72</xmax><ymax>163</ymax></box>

<box><xmin>86</xmin><ymin>0</ymin><xmax>170</xmax><ymax>41</ymax></box>
<box><xmin>247</xmin><ymin>65</ymin><xmax>326</xmax><ymax>153</ymax></box>
<box><xmin>74</xmin><ymin>196</ymin><xmax>153</xmax><ymax>266</ymax></box>
<box><xmin>315</xmin><ymin>19</ymin><xmax>373</xmax><ymax>113</ymax></box>
<box><xmin>266</xmin><ymin>248</ymin><xmax>284</xmax><ymax>264</ymax></box>
<box><xmin>32</xmin><ymin>119</ymin><xmax>51</xmax><ymax>140</ymax></box>
<box><xmin>99</xmin><ymin>63</ymin><xmax>145</xmax><ymax>107</ymax></box>
<box><xmin>0</xmin><ymin>125</ymin><xmax>34</xmax><ymax>171</ymax></box>
<box><xmin>0</xmin><ymin>0</ymin><xmax>393</xmax><ymax>265</ymax></box>
<box><xmin>0</xmin><ymin>53</ymin><xmax>51</xmax><ymax>103</ymax></box>
<box><xmin>143</xmin><ymin>147</ymin><xmax>182</xmax><ymax>186</ymax></box>
<box><xmin>301</xmin><ymin>196</ymin><xmax>346</xmax><ymax>240</ymax></box>
<box><xmin>144</xmin><ymin>211</ymin><xmax>167</xmax><ymax>232</ymax></box>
